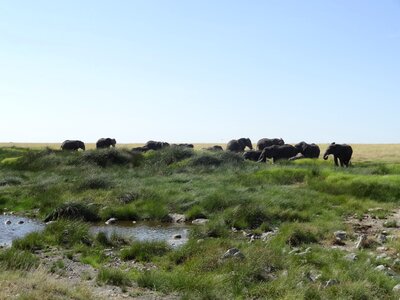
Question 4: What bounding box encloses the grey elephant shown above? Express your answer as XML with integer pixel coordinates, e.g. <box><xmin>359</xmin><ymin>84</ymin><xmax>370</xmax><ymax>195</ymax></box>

<box><xmin>171</xmin><ymin>143</ymin><xmax>194</xmax><ymax>148</ymax></box>
<box><xmin>203</xmin><ymin>145</ymin><xmax>223</xmax><ymax>151</ymax></box>
<box><xmin>323</xmin><ymin>143</ymin><xmax>353</xmax><ymax>167</ymax></box>
<box><xmin>132</xmin><ymin>140</ymin><xmax>170</xmax><ymax>152</ymax></box>
<box><xmin>258</xmin><ymin>144</ymin><xmax>298</xmax><ymax>163</ymax></box>
<box><xmin>289</xmin><ymin>141</ymin><xmax>320</xmax><ymax>160</ymax></box>
<box><xmin>61</xmin><ymin>140</ymin><xmax>85</xmax><ymax>151</ymax></box>
<box><xmin>96</xmin><ymin>138</ymin><xmax>116</xmax><ymax>149</ymax></box>
<box><xmin>243</xmin><ymin>150</ymin><xmax>263</xmax><ymax>161</ymax></box>
<box><xmin>257</xmin><ymin>138</ymin><xmax>285</xmax><ymax>150</ymax></box>
<box><xmin>226</xmin><ymin>138</ymin><xmax>253</xmax><ymax>152</ymax></box>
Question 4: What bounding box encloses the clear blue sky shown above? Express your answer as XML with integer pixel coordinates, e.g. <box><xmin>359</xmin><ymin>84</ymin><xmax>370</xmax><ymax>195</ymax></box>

<box><xmin>1</xmin><ymin>1</ymin><xmax>399</xmax><ymax>143</ymax></box>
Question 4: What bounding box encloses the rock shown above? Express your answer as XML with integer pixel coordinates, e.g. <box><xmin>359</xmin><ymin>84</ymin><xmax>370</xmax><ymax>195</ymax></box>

<box><xmin>375</xmin><ymin>265</ymin><xmax>386</xmax><ymax>272</ymax></box>
<box><xmin>355</xmin><ymin>234</ymin><xmax>367</xmax><ymax>249</ymax></box>
<box><xmin>168</xmin><ymin>213</ymin><xmax>186</xmax><ymax>223</ymax></box>
<box><xmin>305</xmin><ymin>270</ymin><xmax>321</xmax><ymax>282</ymax></box>
<box><xmin>392</xmin><ymin>284</ymin><xmax>400</xmax><ymax>292</ymax></box>
<box><xmin>4</xmin><ymin>219</ymin><xmax>11</xmax><ymax>225</ymax></box>
<box><xmin>376</xmin><ymin>246</ymin><xmax>388</xmax><ymax>252</ymax></box>
<box><xmin>289</xmin><ymin>248</ymin><xmax>300</xmax><ymax>255</ymax></box>
<box><xmin>324</xmin><ymin>279</ymin><xmax>339</xmax><ymax>288</ymax></box>
<box><xmin>334</xmin><ymin>231</ymin><xmax>347</xmax><ymax>241</ymax></box>
<box><xmin>296</xmin><ymin>247</ymin><xmax>312</xmax><ymax>256</ymax></box>
<box><xmin>17</xmin><ymin>220</ymin><xmax>24</xmax><ymax>224</ymax></box>
<box><xmin>377</xmin><ymin>234</ymin><xmax>387</xmax><ymax>244</ymax></box>
<box><xmin>344</xmin><ymin>253</ymin><xmax>358</xmax><ymax>261</ymax></box>
<box><xmin>222</xmin><ymin>248</ymin><xmax>245</xmax><ymax>260</ymax></box>
<box><xmin>132</xmin><ymin>221</ymin><xmax>137</xmax><ymax>224</ymax></box>
<box><xmin>192</xmin><ymin>218</ymin><xmax>209</xmax><ymax>225</ymax></box>
<box><xmin>173</xmin><ymin>234</ymin><xmax>182</xmax><ymax>239</ymax></box>
<box><xmin>105</xmin><ymin>218</ymin><xmax>117</xmax><ymax>225</ymax></box>
<box><xmin>377</xmin><ymin>253</ymin><xmax>388</xmax><ymax>260</ymax></box>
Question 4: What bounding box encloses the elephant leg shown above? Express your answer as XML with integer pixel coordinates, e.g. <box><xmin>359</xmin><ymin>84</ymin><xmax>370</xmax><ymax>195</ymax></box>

<box><xmin>334</xmin><ymin>156</ymin><xmax>339</xmax><ymax>166</ymax></box>
<box><xmin>339</xmin><ymin>159</ymin><xmax>344</xmax><ymax>167</ymax></box>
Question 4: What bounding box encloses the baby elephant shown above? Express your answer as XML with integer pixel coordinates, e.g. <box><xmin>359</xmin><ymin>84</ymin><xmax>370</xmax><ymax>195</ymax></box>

<box><xmin>96</xmin><ymin>138</ymin><xmax>116</xmax><ymax>149</ymax></box>
<box><xmin>258</xmin><ymin>144</ymin><xmax>298</xmax><ymax>163</ymax></box>
<box><xmin>243</xmin><ymin>150</ymin><xmax>263</xmax><ymax>161</ymax></box>
<box><xmin>323</xmin><ymin>143</ymin><xmax>353</xmax><ymax>167</ymax></box>
<box><xmin>289</xmin><ymin>141</ymin><xmax>320</xmax><ymax>160</ymax></box>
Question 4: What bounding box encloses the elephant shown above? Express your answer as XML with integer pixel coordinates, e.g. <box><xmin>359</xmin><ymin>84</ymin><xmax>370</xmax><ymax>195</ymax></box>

<box><xmin>257</xmin><ymin>138</ymin><xmax>285</xmax><ymax>150</ymax></box>
<box><xmin>243</xmin><ymin>150</ymin><xmax>263</xmax><ymax>161</ymax></box>
<box><xmin>290</xmin><ymin>141</ymin><xmax>320</xmax><ymax>160</ymax></box>
<box><xmin>171</xmin><ymin>143</ymin><xmax>194</xmax><ymax>148</ymax></box>
<box><xmin>132</xmin><ymin>140</ymin><xmax>170</xmax><ymax>152</ymax></box>
<box><xmin>226</xmin><ymin>138</ymin><xmax>253</xmax><ymax>152</ymax></box>
<box><xmin>61</xmin><ymin>140</ymin><xmax>85</xmax><ymax>151</ymax></box>
<box><xmin>203</xmin><ymin>145</ymin><xmax>223</xmax><ymax>151</ymax></box>
<box><xmin>323</xmin><ymin>143</ymin><xmax>353</xmax><ymax>167</ymax></box>
<box><xmin>258</xmin><ymin>144</ymin><xmax>298</xmax><ymax>163</ymax></box>
<box><xmin>96</xmin><ymin>138</ymin><xmax>116</xmax><ymax>149</ymax></box>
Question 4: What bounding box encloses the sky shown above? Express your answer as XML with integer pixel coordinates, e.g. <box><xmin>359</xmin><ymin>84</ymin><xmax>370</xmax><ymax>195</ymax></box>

<box><xmin>0</xmin><ymin>1</ymin><xmax>399</xmax><ymax>144</ymax></box>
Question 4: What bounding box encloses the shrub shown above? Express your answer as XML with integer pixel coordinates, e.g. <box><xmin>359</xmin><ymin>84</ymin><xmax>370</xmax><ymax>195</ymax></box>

<box><xmin>120</xmin><ymin>241</ymin><xmax>171</xmax><ymax>262</ymax></box>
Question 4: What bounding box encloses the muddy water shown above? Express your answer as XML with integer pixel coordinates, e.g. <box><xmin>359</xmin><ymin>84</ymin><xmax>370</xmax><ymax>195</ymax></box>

<box><xmin>0</xmin><ymin>215</ymin><xmax>45</xmax><ymax>247</ymax></box>
<box><xmin>0</xmin><ymin>215</ymin><xmax>190</xmax><ymax>248</ymax></box>
<box><xmin>90</xmin><ymin>221</ymin><xmax>190</xmax><ymax>248</ymax></box>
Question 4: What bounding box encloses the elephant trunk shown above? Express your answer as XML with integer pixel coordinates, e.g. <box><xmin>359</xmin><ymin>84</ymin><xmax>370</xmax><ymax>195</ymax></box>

<box><xmin>323</xmin><ymin>153</ymin><xmax>329</xmax><ymax>160</ymax></box>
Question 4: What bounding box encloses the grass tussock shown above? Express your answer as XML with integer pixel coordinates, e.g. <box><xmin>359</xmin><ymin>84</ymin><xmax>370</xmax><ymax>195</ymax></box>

<box><xmin>44</xmin><ymin>202</ymin><xmax>100</xmax><ymax>222</ymax></box>
<box><xmin>120</xmin><ymin>241</ymin><xmax>171</xmax><ymax>262</ymax></box>
<box><xmin>97</xmin><ymin>267</ymin><xmax>131</xmax><ymax>287</ymax></box>
<box><xmin>0</xmin><ymin>248</ymin><xmax>39</xmax><ymax>271</ymax></box>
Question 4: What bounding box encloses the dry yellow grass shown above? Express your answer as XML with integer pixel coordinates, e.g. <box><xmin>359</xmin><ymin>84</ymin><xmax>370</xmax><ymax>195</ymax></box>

<box><xmin>1</xmin><ymin>143</ymin><xmax>400</xmax><ymax>163</ymax></box>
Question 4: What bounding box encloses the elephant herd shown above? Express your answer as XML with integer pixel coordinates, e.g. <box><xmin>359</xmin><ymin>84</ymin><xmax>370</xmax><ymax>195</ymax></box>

<box><xmin>227</xmin><ymin>138</ymin><xmax>353</xmax><ymax>167</ymax></box>
<box><xmin>60</xmin><ymin>137</ymin><xmax>353</xmax><ymax>167</ymax></box>
<box><xmin>61</xmin><ymin>138</ymin><xmax>116</xmax><ymax>151</ymax></box>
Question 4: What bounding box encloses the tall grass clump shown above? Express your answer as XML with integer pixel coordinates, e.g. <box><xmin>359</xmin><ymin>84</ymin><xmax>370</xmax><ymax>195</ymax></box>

<box><xmin>79</xmin><ymin>174</ymin><xmax>114</xmax><ymax>190</ymax></box>
<box><xmin>97</xmin><ymin>267</ymin><xmax>131</xmax><ymax>287</ymax></box>
<box><xmin>45</xmin><ymin>220</ymin><xmax>91</xmax><ymax>248</ymax></box>
<box><xmin>145</xmin><ymin>146</ymin><xmax>194</xmax><ymax>168</ymax></box>
<box><xmin>0</xmin><ymin>248</ymin><xmax>39</xmax><ymax>270</ymax></box>
<box><xmin>189</xmin><ymin>151</ymin><xmax>243</xmax><ymax>168</ymax></box>
<box><xmin>120</xmin><ymin>241</ymin><xmax>171</xmax><ymax>262</ymax></box>
<box><xmin>0</xmin><ymin>176</ymin><xmax>23</xmax><ymax>186</ymax></box>
<box><xmin>44</xmin><ymin>202</ymin><xmax>100</xmax><ymax>222</ymax></box>
<box><xmin>80</xmin><ymin>148</ymin><xmax>143</xmax><ymax>167</ymax></box>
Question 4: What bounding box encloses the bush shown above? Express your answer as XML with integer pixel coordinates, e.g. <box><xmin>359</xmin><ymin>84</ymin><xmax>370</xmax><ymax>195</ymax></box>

<box><xmin>44</xmin><ymin>202</ymin><xmax>100</xmax><ymax>222</ymax></box>
<box><xmin>120</xmin><ymin>241</ymin><xmax>171</xmax><ymax>262</ymax></box>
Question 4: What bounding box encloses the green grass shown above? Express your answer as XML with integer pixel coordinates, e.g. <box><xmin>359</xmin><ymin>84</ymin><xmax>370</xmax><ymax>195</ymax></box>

<box><xmin>2</xmin><ymin>146</ymin><xmax>400</xmax><ymax>298</ymax></box>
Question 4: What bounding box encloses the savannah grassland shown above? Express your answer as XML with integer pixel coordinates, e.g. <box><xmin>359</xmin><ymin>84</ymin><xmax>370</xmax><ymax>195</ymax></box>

<box><xmin>1</xmin><ymin>144</ymin><xmax>400</xmax><ymax>299</ymax></box>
